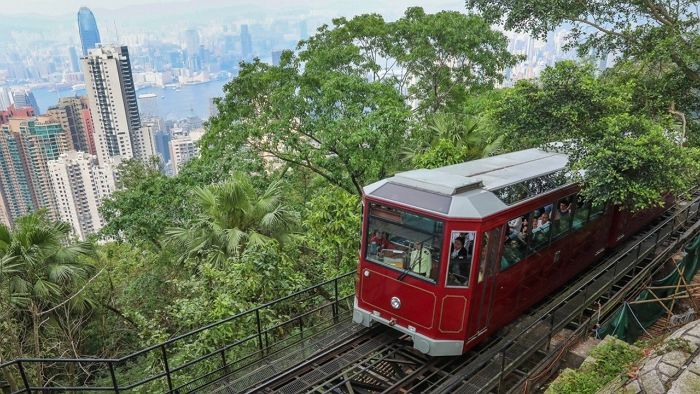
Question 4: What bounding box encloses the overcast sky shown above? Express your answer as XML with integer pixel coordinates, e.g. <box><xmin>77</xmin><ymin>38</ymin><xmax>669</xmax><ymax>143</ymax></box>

<box><xmin>0</xmin><ymin>0</ymin><xmax>464</xmax><ymax>17</ymax></box>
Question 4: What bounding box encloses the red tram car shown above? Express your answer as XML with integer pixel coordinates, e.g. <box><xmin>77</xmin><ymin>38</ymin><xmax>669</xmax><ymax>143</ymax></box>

<box><xmin>352</xmin><ymin>148</ymin><xmax>665</xmax><ymax>356</ymax></box>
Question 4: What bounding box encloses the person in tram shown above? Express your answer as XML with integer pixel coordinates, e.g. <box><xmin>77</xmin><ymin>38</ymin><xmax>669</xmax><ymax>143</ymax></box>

<box><xmin>410</xmin><ymin>241</ymin><xmax>432</xmax><ymax>278</ymax></box>
<box><xmin>554</xmin><ymin>200</ymin><xmax>572</xmax><ymax>219</ymax></box>
<box><xmin>449</xmin><ymin>237</ymin><xmax>470</xmax><ymax>282</ymax></box>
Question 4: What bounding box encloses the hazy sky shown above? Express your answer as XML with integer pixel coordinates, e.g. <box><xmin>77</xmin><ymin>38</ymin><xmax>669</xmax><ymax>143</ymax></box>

<box><xmin>0</xmin><ymin>0</ymin><xmax>464</xmax><ymax>17</ymax></box>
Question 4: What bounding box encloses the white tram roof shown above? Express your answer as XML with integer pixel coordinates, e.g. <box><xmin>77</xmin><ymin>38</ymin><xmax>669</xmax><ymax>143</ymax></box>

<box><xmin>364</xmin><ymin>148</ymin><xmax>570</xmax><ymax>219</ymax></box>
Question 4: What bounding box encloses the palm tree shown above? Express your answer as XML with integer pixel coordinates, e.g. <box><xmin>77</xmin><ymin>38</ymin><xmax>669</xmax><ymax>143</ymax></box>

<box><xmin>166</xmin><ymin>175</ymin><xmax>299</xmax><ymax>266</ymax></box>
<box><xmin>402</xmin><ymin>112</ymin><xmax>503</xmax><ymax>168</ymax></box>
<box><xmin>0</xmin><ymin>210</ymin><xmax>95</xmax><ymax>386</ymax></box>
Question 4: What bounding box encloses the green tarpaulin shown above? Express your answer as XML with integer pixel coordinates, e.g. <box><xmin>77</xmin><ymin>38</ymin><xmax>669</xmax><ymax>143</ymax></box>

<box><xmin>596</xmin><ymin>234</ymin><xmax>700</xmax><ymax>342</ymax></box>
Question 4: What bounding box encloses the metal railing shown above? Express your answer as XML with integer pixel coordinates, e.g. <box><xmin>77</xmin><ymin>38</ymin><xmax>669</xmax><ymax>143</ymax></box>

<box><xmin>0</xmin><ymin>271</ymin><xmax>356</xmax><ymax>393</ymax></box>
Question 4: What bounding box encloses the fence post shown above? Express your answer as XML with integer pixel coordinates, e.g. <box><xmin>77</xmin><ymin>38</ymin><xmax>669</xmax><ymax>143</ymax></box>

<box><xmin>546</xmin><ymin>313</ymin><xmax>555</xmax><ymax>352</ymax></box>
<box><xmin>16</xmin><ymin>361</ymin><xmax>31</xmax><ymax>394</ymax></box>
<box><xmin>108</xmin><ymin>361</ymin><xmax>120</xmax><ymax>393</ymax></box>
<box><xmin>333</xmin><ymin>277</ymin><xmax>340</xmax><ymax>322</ymax></box>
<box><xmin>220</xmin><ymin>349</ymin><xmax>229</xmax><ymax>375</ymax></box>
<box><xmin>299</xmin><ymin>316</ymin><xmax>304</xmax><ymax>340</ymax></box>
<box><xmin>498</xmin><ymin>348</ymin><xmax>507</xmax><ymax>393</ymax></box>
<box><xmin>255</xmin><ymin>309</ymin><xmax>264</xmax><ymax>353</ymax></box>
<box><xmin>160</xmin><ymin>345</ymin><xmax>174</xmax><ymax>392</ymax></box>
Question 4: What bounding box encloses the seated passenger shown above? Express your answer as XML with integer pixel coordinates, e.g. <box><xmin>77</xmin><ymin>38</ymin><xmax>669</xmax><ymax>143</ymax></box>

<box><xmin>410</xmin><ymin>241</ymin><xmax>432</xmax><ymax>278</ymax></box>
<box><xmin>533</xmin><ymin>212</ymin><xmax>550</xmax><ymax>233</ymax></box>
<box><xmin>369</xmin><ymin>230</ymin><xmax>391</xmax><ymax>251</ymax></box>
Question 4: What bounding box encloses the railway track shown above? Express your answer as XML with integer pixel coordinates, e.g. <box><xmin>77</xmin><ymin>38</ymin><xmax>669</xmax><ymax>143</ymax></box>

<box><xmin>211</xmin><ymin>192</ymin><xmax>700</xmax><ymax>394</ymax></box>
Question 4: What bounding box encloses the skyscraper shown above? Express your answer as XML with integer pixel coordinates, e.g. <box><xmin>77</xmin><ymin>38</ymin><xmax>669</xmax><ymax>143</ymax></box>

<box><xmin>0</xmin><ymin>88</ymin><xmax>11</xmax><ymax>111</ymax></box>
<box><xmin>47</xmin><ymin>96</ymin><xmax>93</xmax><ymax>153</ymax></box>
<box><xmin>82</xmin><ymin>45</ymin><xmax>145</xmax><ymax>164</ymax></box>
<box><xmin>0</xmin><ymin>116</ymin><xmax>71</xmax><ymax>224</ymax></box>
<box><xmin>68</xmin><ymin>46</ymin><xmax>81</xmax><ymax>72</ymax></box>
<box><xmin>169</xmin><ymin>130</ymin><xmax>203</xmax><ymax>175</ymax></box>
<box><xmin>11</xmin><ymin>88</ymin><xmax>40</xmax><ymax>114</ymax></box>
<box><xmin>77</xmin><ymin>7</ymin><xmax>101</xmax><ymax>56</ymax></box>
<box><xmin>271</xmin><ymin>50</ymin><xmax>283</xmax><ymax>66</ymax></box>
<box><xmin>49</xmin><ymin>151</ymin><xmax>115</xmax><ymax>240</ymax></box>
<box><xmin>241</xmin><ymin>24</ymin><xmax>253</xmax><ymax>60</ymax></box>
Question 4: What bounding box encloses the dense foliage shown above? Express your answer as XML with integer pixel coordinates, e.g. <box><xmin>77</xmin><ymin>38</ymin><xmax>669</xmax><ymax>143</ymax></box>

<box><xmin>2</xmin><ymin>3</ymin><xmax>700</xmax><ymax>391</ymax></box>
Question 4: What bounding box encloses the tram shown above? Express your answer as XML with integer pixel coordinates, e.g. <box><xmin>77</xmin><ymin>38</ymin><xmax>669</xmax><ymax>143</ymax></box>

<box><xmin>352</xmin><ymin>148</ymin><xmax>666</xmax><ymax>356</ymax></box>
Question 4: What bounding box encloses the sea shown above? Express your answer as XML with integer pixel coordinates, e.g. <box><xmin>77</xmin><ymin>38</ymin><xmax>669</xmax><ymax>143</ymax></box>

<box><xmin>32</xmin><ymin>79</ymin><xmax>231</xmax><ymax>121</ymax></box>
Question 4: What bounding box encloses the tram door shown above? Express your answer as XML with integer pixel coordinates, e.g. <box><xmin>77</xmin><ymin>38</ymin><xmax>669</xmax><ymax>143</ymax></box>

<box><xmin>466</xmin><ymin>227</ymin><xmax>502</xmax><ymax>342</ymax></box>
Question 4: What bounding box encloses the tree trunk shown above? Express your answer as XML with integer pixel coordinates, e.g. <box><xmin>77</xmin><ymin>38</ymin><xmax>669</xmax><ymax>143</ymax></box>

<box><xmin>0</xmin><ymin>352</ymin><xmax>18</xmax><ymax>393</ymax></box>
<box><xmin>30</xmin><ymin>304</ymin><xmax>44</xmax><ymax>388</ymax></box>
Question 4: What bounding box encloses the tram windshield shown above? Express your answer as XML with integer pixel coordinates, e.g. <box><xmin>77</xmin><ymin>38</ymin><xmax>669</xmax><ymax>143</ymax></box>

<box><xmin>365</xmin><ymin>202</ymin><xmax>444</xmax><ymax>283</ymax></box>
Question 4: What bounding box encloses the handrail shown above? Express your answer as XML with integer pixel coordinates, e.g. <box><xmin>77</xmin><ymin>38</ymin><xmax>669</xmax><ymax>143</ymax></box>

<box><xmin>0</xmin><ymin>269</ymin><xmax>356</xmax><ymax>393</ymax></box>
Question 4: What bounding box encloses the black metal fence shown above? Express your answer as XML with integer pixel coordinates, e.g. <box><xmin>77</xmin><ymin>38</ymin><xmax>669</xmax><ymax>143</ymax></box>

<box><xmin>0</xmin><ymin>271</ymin><xmax>356</xmax><ymax>393</ymax></box>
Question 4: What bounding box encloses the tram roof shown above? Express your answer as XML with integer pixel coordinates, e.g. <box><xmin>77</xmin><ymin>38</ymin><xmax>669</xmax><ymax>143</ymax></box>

<box><xmin>364</xmin><ymin>148</ymin><xmax>571</xmax><ymax>219</ymax></box>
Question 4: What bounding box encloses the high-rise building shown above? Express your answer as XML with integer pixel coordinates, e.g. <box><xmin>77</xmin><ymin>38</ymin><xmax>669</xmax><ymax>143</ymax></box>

<box><xmin>208</xmin><ymin>97</ymin><xmax>219</xmax><ymax>118</ymax></box>
<box><xmin>0</xmin><ymin>88</ymin><xmax>12</xmax><ymax>111</ymax></box>
<box><xmin>183</xmin><ymin>29</ymin><xmax>200</xmax><ymax>55</ymax></box>
<box><xmin>168</xmin><ymin>130</ymin><xmax>203</xmax><ymax>175</ymax></box>
<box><xmin>132</xmin><ymin>120</ymin><xmax>158</xmax><ymax>161</ymax></box>
<box><xmin>68</xmin><ymin>46</ymin><xmax>81</xmax><ymax>72</ymax></box>
<box><xmin>11</xmin><ymin>89</ymin><xmax>40</xmax><ymax>114</ymax></box>
<box><xmin>271</xmin><ymin>50</ymin><xmax>283</xmax><ymax>66</ymax></box>
<box><xmin>241</xmin><ymin>24</ymin><xmax>253</xmax><ymax>60</ymax></box>
<box><xmin>0</xmin><ymin>105</ymin><xmax>35</xmax><ymax>125</ymax></box>
<box><xmin>137</xmin><ymin>93</ymin><xmax>159</xmax><ymax>117</ymax></box>
<box><xmin>0</xmin><ymin>116</ymin><xmax>71</xmax><ymax>224</ymax></box>
<box><xmin>48</xmin><ymin>151</ymin><xmax>115</xmax><ymax>240</ymax></box>
<box><xmin>47</xmin><ymin>96</ymin><xmax>93</xmax><ymax>153</ymax></box>
<box><xmin>82</xmin><ymin>45</ymin><xmax>145</xmax><ymax>164</ymax></box>
<box><xmin>77</xmin><ymin>7</ymin><xmax>101</xmax><ymax>56</ymax></box>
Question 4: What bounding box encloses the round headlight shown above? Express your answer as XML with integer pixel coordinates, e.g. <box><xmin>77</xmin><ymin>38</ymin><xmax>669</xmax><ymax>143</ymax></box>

<box><xmin>390</xmin><ymin>296</ymin><xmax>401</xmax><ymax>310</ymax></box>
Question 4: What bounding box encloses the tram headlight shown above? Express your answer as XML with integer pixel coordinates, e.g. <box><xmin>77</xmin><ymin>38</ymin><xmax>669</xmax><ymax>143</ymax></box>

<box><xmin>390</xmin><ymin>296</ymin><xmax>401</xmax><ymax>310</ymax></box>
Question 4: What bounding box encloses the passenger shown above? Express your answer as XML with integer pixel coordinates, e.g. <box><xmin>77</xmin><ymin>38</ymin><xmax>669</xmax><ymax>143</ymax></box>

<box><xmin>555</xmin><ymin>200</ymin><xmax>571</xmax><ymax>219</ymax></box>
<box><xmin>508</xmin><ymin>217</ymin><xmax>523</xmax><ymax>240</ymax></box>
<box><xmin>410</xmin><ymin>241</ymin><xmax>432</xmax><ymax>278</ymax></box>
<box><xmin>451</xmin><ymin>237</ymin><xmax>468</xmax><ymax>259</ymax></box>
<box><xmin>449</xmin><ymin>237</ymin><xmax>470</xmax><ymax>282</ymax></box>
<box><xmin>370</xmin><ymin>230</ymin><xmax>390</xmax><ymax>251</ymax></box>
<box><xmin>536</xmin><ymin>212</ymin><xmax>550</xmax><ymax>231</ymax></box>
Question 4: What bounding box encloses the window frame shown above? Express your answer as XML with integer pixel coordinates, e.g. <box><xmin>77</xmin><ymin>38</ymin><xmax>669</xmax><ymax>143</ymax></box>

<box><xmin>363</xmin><ymin>201</ymin><xmax>445</xmax><ymax>284</ymax></box>
<box><xmin>445</xmin><ymin>230</ymin><xmax>477</xmax><ymax>288</ymax></box>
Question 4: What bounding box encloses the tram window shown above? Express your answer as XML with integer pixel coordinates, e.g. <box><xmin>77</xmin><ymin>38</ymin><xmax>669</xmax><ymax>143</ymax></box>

<box><xmin>531</xmin><ymin>205</ymin><xmax>552</xmax><ymax>251</ymax></box>
<box><xmin>590</xmin><ymin>201</ymin><xmax>606</xmax><ymax>221</ymax></box>
<box><xmin>551</xmin><ymin>196</ymin><xmax>574</xmax><ymax>239</ymax></box>
<box><xmin>447</xmin><ymin>231</ymin><xmax>475</xmax><ymax>287</ymax></box>
<box><xmin>572</xmin><ymin>195</ymin><xmax>591</xmax><ymax>230</ymax></box>
<box><xmin>478</xmin><ymin>227</ymin><xmax>502</xmax><ymax>283</ymax></box>
<box><xmin>365</xmin><ymin>203</ymin><xmax>444</xmax><ymax>283</ymax></box>
<box><xmin>502</xmin><ymin>214</ymin><xmax>530</xmax><ymax>270</ymax></box>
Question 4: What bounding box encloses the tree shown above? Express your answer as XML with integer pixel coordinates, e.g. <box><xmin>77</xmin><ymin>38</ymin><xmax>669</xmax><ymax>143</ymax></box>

<box><xmin>165</xmin><ymin>174</ymin><xmax>299</xmax><ymax>266</ymax></box>
<box><xmin>100</xmin><ymin>151</ymin><xmax>266</xmax><ymax>246</ymax></box>
<box><xmin>491</xmin><ymin>61</ymin><xmax>700</xmax><ymax>210</ymax></box>
<box><xmin>0</xmin><ymin>211</ymin><xmax>95</xmax><ymax>386</ymax></box>
<box><xmin>204</xmin><ymin>7</ymin><xmax>517</xmax><ymax>195</ymax></box>
<box><xmin>466</xmin><ymin>0</ymin><xmax>700</xmax><ymax>86</ymax></box>
<box><xmin>404</xmin><ymin>112</ymin><xmax>503</xmax><ymax>168</ymax></box>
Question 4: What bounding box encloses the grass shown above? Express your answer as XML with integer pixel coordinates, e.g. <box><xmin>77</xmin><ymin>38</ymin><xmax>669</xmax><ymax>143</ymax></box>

<box><xmin>546</xmin><ymin>338</ymin><xmax>643</xmax><ymax>394</ymax></box>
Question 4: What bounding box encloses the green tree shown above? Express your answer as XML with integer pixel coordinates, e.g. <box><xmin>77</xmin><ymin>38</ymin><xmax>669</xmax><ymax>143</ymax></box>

<box><xmin>300</xmin><ymin>186</ymin><xmax>362</xmax><ymax>277</ymax></box>
<box><xmin>466</xmin><ymin>0</ymin><xmax>700</xmax><ymax>86</ymax></box>
<box><xmin>0</xmin><ymin>211</ymin><xmax>95</xmax><ymax>386</ymax></box>
<box><xmin>491</xmin><ymin>61</ymin><xmax>700</xmax><ymax>210</ymax></box>
<box><xmin>405</xmin><ymin>113</ymin><xmax>503</xmax><ymax>168</ymax></box>
<box><xmin>165</xmin><ymin>175</ymin><xmax>299</xmax><ymax>266</ymax></box>
<box><xmin>204</xmin><ymin>7</ymin><xmax>516</xmax><ymax>195</ymax></box>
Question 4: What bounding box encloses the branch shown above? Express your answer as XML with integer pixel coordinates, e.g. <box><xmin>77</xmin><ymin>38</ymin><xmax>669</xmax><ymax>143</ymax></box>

<box><xmin>39</xmin><ymin>269</ymin><xmax>104</xmax><ymax>317</ymax></box>
<box><xmin>571</xmin><ymin>18</ymin><xmax>634</xmax><ymax>42</ymax></box>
